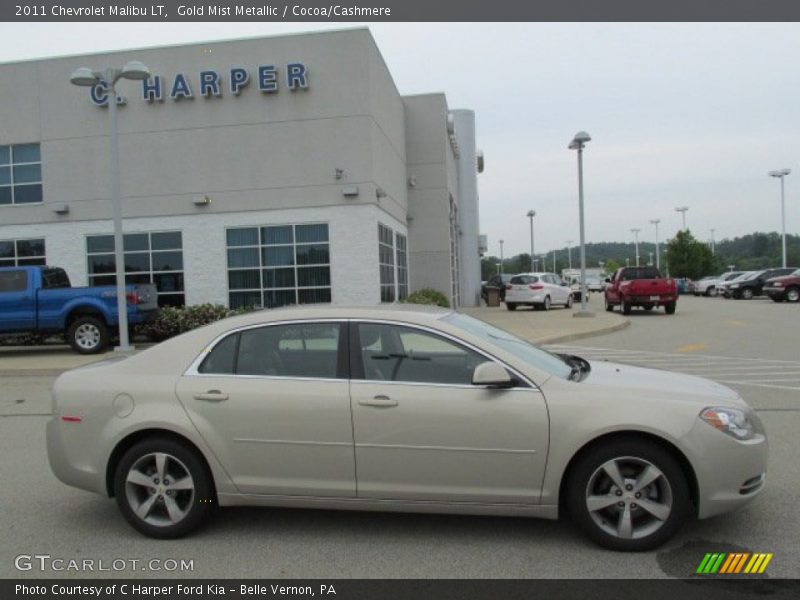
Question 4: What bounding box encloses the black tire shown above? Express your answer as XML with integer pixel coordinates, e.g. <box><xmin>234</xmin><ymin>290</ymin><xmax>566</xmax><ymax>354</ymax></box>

<box><xmin>505</xmin><ymin>303</ymin><xmax>517</xmax><ymax>311</ymax></box>
<box><xmin>565</xmin><ymin>294</ymin><xmax>573</xmax><ymax>309</ymax></box>
<box><xmin>771</xmin><ymin>297</ymin><xmax>784</xmax><ymax>303</ymax></box>
<box><xmin>741</xmin><ymin>288</ymin><xmax>754</xmax><ymax>300</ymax></box>
<box><xmin>67</xmin><ymin>316</ymin><xmax>109</xmax><ymax>354</ymax></box>
<box><xmin>786</xmin><ymin>287</ymin><xmax>800</xmax><ymax>303</ymax></box>
<box><xmin>622</xmin><ymin>299</ymin><xmax>632</xmax><ymax>315</ymax></box>
<box><xmin>604</xmin><ymin>296</ymin><xmax>614</xmax><ymax>312</ymax></box>
<box><xmin>664</xmin><ymin>301</ymin><xmax>677</xmax><ymax>315</ymax></box>
<box><xmin>114</xmin><ymin>438</ymin><xmax>214</xmax><ymax>539</ymax></box>
<box><xmin>543</xmin><ymin>296</ymin><xmax>551</xmax><ymax>311</ymax></box>
<box><xmin>565</xmin><ymin>439</ymin><xmax>690</xmax><ymax>552</ymax></box>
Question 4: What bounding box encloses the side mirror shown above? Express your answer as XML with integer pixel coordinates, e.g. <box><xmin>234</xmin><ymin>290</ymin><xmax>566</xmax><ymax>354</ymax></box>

<box><xmin>472</xmin><ymin>361</ymin><xmax>515</xmax><ymax>388</ymax></box>
<box><xmin>604</xmin><ymin>278</ymin><xmax>611</xmax><ymax>283</ymax></box>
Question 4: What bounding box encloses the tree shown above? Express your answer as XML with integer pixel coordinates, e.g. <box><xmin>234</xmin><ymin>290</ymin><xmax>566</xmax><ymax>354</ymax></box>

<box><xmin>665</xmin><ymin>230</ymin><xmax>714</xmax><ymax>279</ymax></box>
<box><xmin>603</xmin><ymin>259</ymin><xmax>621</xmax><ymax>275</ymax></box>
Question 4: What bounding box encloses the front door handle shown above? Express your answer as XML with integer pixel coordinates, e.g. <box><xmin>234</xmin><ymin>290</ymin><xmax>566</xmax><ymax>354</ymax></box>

<box><xmin>193</xmin><ymin>390</ymin><xmax>229</xmax><ymax>402</ymax></box>
<box><xmin>358</xmin><ymin>395</ymin><xmax>398</xmax><ymax>408</ymax></box>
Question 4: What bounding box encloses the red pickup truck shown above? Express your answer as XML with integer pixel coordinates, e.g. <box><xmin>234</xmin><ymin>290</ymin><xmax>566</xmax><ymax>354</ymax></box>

<box><xmin>604</xmin><ymin>266</ymin><xmax>678</xmax><ymax>315</ymax></box>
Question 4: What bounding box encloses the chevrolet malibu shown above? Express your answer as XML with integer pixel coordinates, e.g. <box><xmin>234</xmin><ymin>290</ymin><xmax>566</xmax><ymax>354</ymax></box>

<box><xmin>47</xmin><ymin>306</ymin><xmax>767</xmax><ymax>551</ymax></box>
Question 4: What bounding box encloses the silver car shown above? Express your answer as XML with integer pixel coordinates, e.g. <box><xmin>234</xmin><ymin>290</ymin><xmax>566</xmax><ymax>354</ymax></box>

<box><xmin>47</xmin><ymin>305</ymin><xmax>767</xmax><ymax>551</ymax></box>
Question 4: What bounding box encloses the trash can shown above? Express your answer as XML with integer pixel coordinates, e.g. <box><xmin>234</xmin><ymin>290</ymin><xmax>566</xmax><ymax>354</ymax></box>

<box><xmin>486</xmin><ymin>287</ymin><xmax>501</xmax><ymax>307</ymax></box>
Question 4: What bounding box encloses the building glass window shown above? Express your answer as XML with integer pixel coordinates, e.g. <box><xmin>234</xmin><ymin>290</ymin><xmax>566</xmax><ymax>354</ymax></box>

<box><xmin>378</xmin><ymin>223</ymin><xmax>395</xmax><ymax>303</ymax></box>
<box><xmin>396</xmin><ymin>233</ymin><xmax>408</xmax><ymax>301</ymax></box>
<box><xmin>226</xmin><ymin>223</ymin><xmax>331</xmax><ymax>310</ymax></box>
<box><xmin>0</xmin><ymin>238</ymin><xmax>46</xmax><ymax>267</ymax></box>
<box><xmin>0</xmin><ymin>143</ymin><xmax>43</xmax><ymax>205</ymax></box>
<box><xmin>86</xmin><ymin>231</ymin><xmax>185</xmax><ymax>307</ymax></box>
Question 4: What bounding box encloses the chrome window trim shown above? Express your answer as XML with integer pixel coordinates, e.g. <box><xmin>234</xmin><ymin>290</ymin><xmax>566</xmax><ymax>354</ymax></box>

<box><xmin>184</xmin><ymin>317</ymin><xmax>540</xmax><ymax>391</ymax></box>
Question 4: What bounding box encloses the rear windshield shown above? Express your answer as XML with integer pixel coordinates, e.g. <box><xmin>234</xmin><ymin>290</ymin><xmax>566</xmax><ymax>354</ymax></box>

<box><xmin>510</xmin><ymin>275</ymin><xmax>539</xmax><ymax>284</ymax></box>
<box><xmin>620</xmin><ymin>267</ymin><xmax>660</xmax><ymax>281</ymax></box>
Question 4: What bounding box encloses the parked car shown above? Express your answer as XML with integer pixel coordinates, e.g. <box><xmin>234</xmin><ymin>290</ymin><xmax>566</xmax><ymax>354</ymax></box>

<box><xmin>505</xmin><ymin>272</ymin><xmax>573</xmax><ymax>311</ymax></box>
<box><xmin>763</xmin><ymin>268</ymin><xmax>800</xmax><ymax>303</ymax></box>
<box><xmin>571</xmin><ymin>275</ymin><xmax>605</xmax><ymax>296</ymax></box>
<box><xmin>718</xmin><ymin>271</ymin><xmax>756</xmax><ymax>298</ymax></box>
<box><xmin>47</xmin><ymin>305</ymin><xmax>768</xmax><ymax>551</ymax></box>
<box><xmin>724</xmin><ymin>268</ymin><xmax>797</xmax><ymax>300</ymax></box>
<box><xmin>693</xmin><ymin>272</ymin><xmax>744</xmax><ymax>297</ymax></box>
<box><xmin>0</xmin><ymin>266</ymin><xmax>158</xmax><ymax>354</ymax></box>
<box><xmin>481</xmin><ymin>273</ymin><xmax>512</xmax><ymax>303</ymax></box>
<box><xmin>603</xmin><ymin>266</ymin><xmax>678</xmax><ymax>315</ymax></box>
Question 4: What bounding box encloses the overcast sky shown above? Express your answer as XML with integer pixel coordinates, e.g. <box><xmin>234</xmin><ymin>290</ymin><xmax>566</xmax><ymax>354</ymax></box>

<box><xmin>0</xmin><ymin>22</ymin><xmax>797</xmax><ymax>258</ymax></box>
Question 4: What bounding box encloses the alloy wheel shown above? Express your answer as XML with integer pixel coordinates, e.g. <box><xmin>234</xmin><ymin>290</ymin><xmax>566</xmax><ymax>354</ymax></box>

<box><xmin>125</xmin><ymin>452</ymin><xmax>196</xmax><ymax>527</ymax></box>
<box><xmin>74</xmin><ymin>323</ymin><xmax>101</xmax><ymax>350</ymax></box>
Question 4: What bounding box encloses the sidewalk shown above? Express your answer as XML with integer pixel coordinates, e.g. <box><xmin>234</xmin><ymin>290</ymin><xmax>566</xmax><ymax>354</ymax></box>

<box><xmin>0</xmin><ymin>301</ymin><xmax>628</xmax><ymax>375</ymax></box>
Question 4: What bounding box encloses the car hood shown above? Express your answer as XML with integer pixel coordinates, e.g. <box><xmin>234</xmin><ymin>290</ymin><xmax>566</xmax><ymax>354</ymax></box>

<box><xmin>582</xmin><ymin>359</ymin><xmax>746</xmax><ymax>407</ymax></box>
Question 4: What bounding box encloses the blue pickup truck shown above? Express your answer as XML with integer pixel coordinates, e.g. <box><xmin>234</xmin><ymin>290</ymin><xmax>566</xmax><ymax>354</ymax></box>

<box><xmin>0</xmin><ymin>266</ymin><xmax>158</xmax><ymax>354</ymax></box>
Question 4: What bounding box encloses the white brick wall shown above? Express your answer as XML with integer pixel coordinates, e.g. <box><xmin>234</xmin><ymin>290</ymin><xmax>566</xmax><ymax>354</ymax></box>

<box><xmin>0</xmin><ymin>204</ymin><xmax>407</xmax><ymax>307</ymax></box>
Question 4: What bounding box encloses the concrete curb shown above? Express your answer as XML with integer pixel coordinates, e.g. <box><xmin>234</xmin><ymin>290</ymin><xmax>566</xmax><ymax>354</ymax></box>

<box><xmin>536</xmin><ymin>317</ymin><xmax>631</xmax><ymax>345</ymax></box>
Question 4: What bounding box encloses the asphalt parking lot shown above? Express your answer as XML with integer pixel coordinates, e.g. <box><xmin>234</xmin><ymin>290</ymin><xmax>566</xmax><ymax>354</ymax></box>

<box><xmin>0</xmin><ymin>294</ymin><xmax>797</xmax><ymax>579</ymax></box>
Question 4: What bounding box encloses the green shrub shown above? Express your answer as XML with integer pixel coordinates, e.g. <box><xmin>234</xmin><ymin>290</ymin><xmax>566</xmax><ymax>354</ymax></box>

<box><xmin>403</xmin><ymin>288</ymin><xmax>450</xmax><ymax>308</ymax></box>
<box><xmin>140</xmin><ymin>304</ymin><xmax>255</xmax><ymax>342</ymax></box>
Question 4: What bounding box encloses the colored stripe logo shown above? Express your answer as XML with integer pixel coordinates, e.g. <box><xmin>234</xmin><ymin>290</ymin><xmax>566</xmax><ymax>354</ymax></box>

<box><xmin>696</xmin><ymin>552</ymin><xmax>773</xmax><ymax>574</ymax></box>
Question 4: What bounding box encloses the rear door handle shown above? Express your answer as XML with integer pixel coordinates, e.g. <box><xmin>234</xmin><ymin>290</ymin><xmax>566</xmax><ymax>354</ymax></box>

<box><xmin>358</xmin><ymin>395</ymin><xmax>398</xmax><ymax>408</ymax></box>
<box><xmin>193</xmin><ymin>390</ymin><xmax>229</xmax><ymax>402</ymax></box>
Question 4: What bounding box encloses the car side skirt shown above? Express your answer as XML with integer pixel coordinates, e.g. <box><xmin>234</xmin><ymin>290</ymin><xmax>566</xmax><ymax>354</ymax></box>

<box><xmin>217</xmin><ymin>493</ymin><xmax>560</xmax><ymax>520</ymax></box>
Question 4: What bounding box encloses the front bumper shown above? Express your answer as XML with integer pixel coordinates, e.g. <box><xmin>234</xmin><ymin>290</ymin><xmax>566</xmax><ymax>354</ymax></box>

<box><xmin>682</xmin><ymin>419</ymin><xmax>768</xmax><ymax>519</ymax></box>
<box><xmin>764</xmin><ymin>287</ymin><xmax>785</xmax><ymax>300</ymax></box>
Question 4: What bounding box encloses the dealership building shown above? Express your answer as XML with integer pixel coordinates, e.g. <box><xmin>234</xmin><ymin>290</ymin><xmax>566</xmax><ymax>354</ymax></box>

<box><xmin>0</xmin><ymin>28</ymin><xmax>484</xmax><ymax>309</ymax></box>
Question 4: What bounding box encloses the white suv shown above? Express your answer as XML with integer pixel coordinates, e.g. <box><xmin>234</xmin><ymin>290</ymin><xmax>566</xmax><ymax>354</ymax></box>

<box><xmin>505</xmin><ymin>272</ymin><xmax>573</xmax><ymax>311</ymax></box>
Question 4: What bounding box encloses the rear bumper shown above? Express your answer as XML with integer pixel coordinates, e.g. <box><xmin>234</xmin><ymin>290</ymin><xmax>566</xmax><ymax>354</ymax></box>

<box><xmin>627</xmin><ymin>295</ymin><xmax>677</xmax><ymax>305</ymax></box>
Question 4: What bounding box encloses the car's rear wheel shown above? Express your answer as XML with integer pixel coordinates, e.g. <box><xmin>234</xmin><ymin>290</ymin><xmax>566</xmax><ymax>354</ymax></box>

<box><xmin>786</xmin><ymin>287</ymin><xmax>799</xmax><ymax>303</ymax></box>
<box><xmin>543</xmin><ymin>296</ymin><xmax>551</xmax><ymax>311</ymax></box>
<box><xmin>114</xmin><ymin>438</ymin><xmax>214</xmax><ymax>539</ymax></box>
<box><xmin>741</xmin><ymin>288</ymin><xmax>754</xmax><ymax>300</ymax></box>
<box><xmin>505</xmin><ymin>303</ymin><xmax>517</xmax><ymax>311</ymax></box>
<box><xmin>67</xmin><ymin>316</ymin><xmax>109</xmax><ymax>354</ymax></box>
<box><xmin>664</xmin><ymin>301</ymin><xmax>676</xmax><ymax>315</ymax></box>
<box><xmin>566</xmin><ymin>440</ymin><xmax>690</xmax><ymax>551</ymax></box>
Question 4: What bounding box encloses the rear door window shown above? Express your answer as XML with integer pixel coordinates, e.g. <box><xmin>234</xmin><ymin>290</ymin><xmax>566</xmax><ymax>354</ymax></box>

<box><xmin>0</xmin><ymin>270</ymin><xmax>27</xmax><ymax>292</ymax></box>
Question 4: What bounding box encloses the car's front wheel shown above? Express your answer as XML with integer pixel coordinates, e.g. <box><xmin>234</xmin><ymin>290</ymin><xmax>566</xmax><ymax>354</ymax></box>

<box><xmin>741</xmin><ymin>288</ymin><xmax>754</xmax><ymax>300</ymax></box>
<box><xmin>506</xmin><ymin>302</ymin><xmax>517</xmax><ymax>311</ymax></box>
<box><xmin>786</xmin><ymin>287</ymin><xmax>799</xmax><ymax>303</ymax></box>
<box><xmin>114</xmin><ymin>438</ymin><xmax>214</xmax><ymax>539</ymax></box>
<box><xmin>565</xmin><ymin>294</ymin><xmax>573</xmax><ymax>309</ymax></box>
<box><xmin>566</xmin><ymin>439</ymin><xmax>690</xmax><ymax>551</ymax></box>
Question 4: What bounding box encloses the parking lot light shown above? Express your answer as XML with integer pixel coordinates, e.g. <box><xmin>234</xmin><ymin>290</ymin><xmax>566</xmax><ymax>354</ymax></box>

<box><xmin>70</xmin><ymin>60</ymin><xmax>151</xmax><ymax>352</ymax></box>
<box><xmin>631</xmin><ymin>228</ymin><xmax>641</xmax><ymax>267</ymax></box>
<box><xmin>569</xmin><ymin>131</ymin><xmax>594</xmax><ymax>317</ymax></box>
<box><xmin>675</xmin><ymin>206</ymin><xmax>689</xmax><ymax>230</ymax></box>
<box><xmin>650</xmin><ymin>219</ymin><xmax>661</xmax><ymax>270</ymax></box>
<box><xmin>768</xmin><ymin>169</ymin><xmax>791</xmax><ymax>268</ymax></box>
<box><xmin>527</xmin><ymin>210</ymin><xmax>536</xmax><ymax>272</ymax></box>
<box><xmin>499</xmin><ymin>239</ymin><xmax>504</xmax><ymax>274</ymax></box>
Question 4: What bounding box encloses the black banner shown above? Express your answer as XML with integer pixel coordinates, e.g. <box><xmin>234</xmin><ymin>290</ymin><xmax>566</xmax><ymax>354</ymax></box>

<box><xmin>4</xmin><ymin>579</ymin><xmax>800</xmax><ymax>600</ymax></box>
<box><xmin>2</xmin><ymin>0</ymin><xmax>800</xmax><ymax>22</ymax></box>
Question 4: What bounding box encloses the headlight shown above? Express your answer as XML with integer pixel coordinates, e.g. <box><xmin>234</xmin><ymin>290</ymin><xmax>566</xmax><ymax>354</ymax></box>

<box><xmin>729</xmin><ymin>283</ymin><xmax>740</xmax><ymax>288</ymax></box>
<box><xmin>700</xmin><ymin>407</ymin><xmax>755</xmax><ymax>440</ymax></box>
<box><xmin>773</xmin><ymin>282</ymin><xmax>784</xmax><ymax>287</ymax></box>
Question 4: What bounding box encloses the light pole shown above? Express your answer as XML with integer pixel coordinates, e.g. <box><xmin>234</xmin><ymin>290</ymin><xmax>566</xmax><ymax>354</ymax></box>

<box><xmin>569</xmin><ymin>131</ymin><xmax>593</xmax><ymax>317</ymax></box>
<box><xmin>598</xmin><ymin>260</ymin><xmax>605</xmax><ymax>274</ymax></box>
<box><xmin>526</xmin><ymin>210</ymin><xmax>536</xmax><ymax>272</ymax></box>
<box><xmin>768</xmin><ymin>169</ymin><xmax>791</xmax><ymax>268</ymax></box>
<box><xmin>499</xmin><ymin>239</ymin><xmax>504</xmax><ymax>274</ymax></box>
<box><xmin>675</xmin><ymin>206</ymin><xmax>689</xmax><ymax>230</ymax></box>
<box><xmin>630</xmin><ymin>228</ymin><xmax>641</xmax><ymax>266</ymax></box>
<box><xmin>552</xmin><ymin>250</ymin><xmax>557</xmax><ymax>272</ymax></box>
<box><xmin>565</xmin><ymin>240</ymin><xmax>573</xmax><ymax>270</ymax></box>
<box><xmin>710</xmin><ymin>228</ymin><xmax>716</xmax><ymax>256</ymax></box>
<box><xmin>650</xmin><ymin>219</ymin><xmax>661</xmax><ymax>270</ymax></box>
<box><xmin>70</xmin><ymin>61</ymin><xmax>151</xmax><ymax>352</ymax></box>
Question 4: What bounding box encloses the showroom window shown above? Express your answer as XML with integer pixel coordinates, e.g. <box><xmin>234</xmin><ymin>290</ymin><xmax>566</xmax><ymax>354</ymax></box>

<box><xmin>396</xmin><ymin>233</ymin><xmax>408</xmax><ymax>301</ymax></box>
<box><xmin>0</xmin><ymin>238</ymin><xmax>45</xmax><ymax>267</ymax></box>
<box><xmin>378</xmin><ymin>225</ymin><xmax>409</xmax><ymax>302</ymax></box>
<box><xmin>226</xmin><ymin>223</ymin><xmax>331</xmax><ymax>309</ymax></box>
<box><xmin>378</xmin><ymin>224</ymin><xmax>395</xmax><ymax>302</ymax></box>
<box><xmin>86</xmin><ymin>231</ymin><xmax>184</xmax><ymax>307</ymax></box>
<box><xmin>0</xmin><ymin>143</ymin><xmax>42</xmax><ymax>205</ymax></box>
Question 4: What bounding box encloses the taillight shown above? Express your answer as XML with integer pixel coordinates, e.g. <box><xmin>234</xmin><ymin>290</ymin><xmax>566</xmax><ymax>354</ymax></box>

<box><xmin>126</xmin><ymin>291</ymin><xmax>139</xmax><ymax>305</ymax></box>
<box><xmin>529</xmin><ymin>284</ymin><xmax>544</xmax><ymax>290</ymax></box>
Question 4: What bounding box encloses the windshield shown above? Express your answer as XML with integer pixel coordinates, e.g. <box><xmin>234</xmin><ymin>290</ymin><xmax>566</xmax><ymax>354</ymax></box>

<box><xmin>441</xmin><ymin>313</ymin><xmax>572</xmax><ymax>380</ymax></box>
